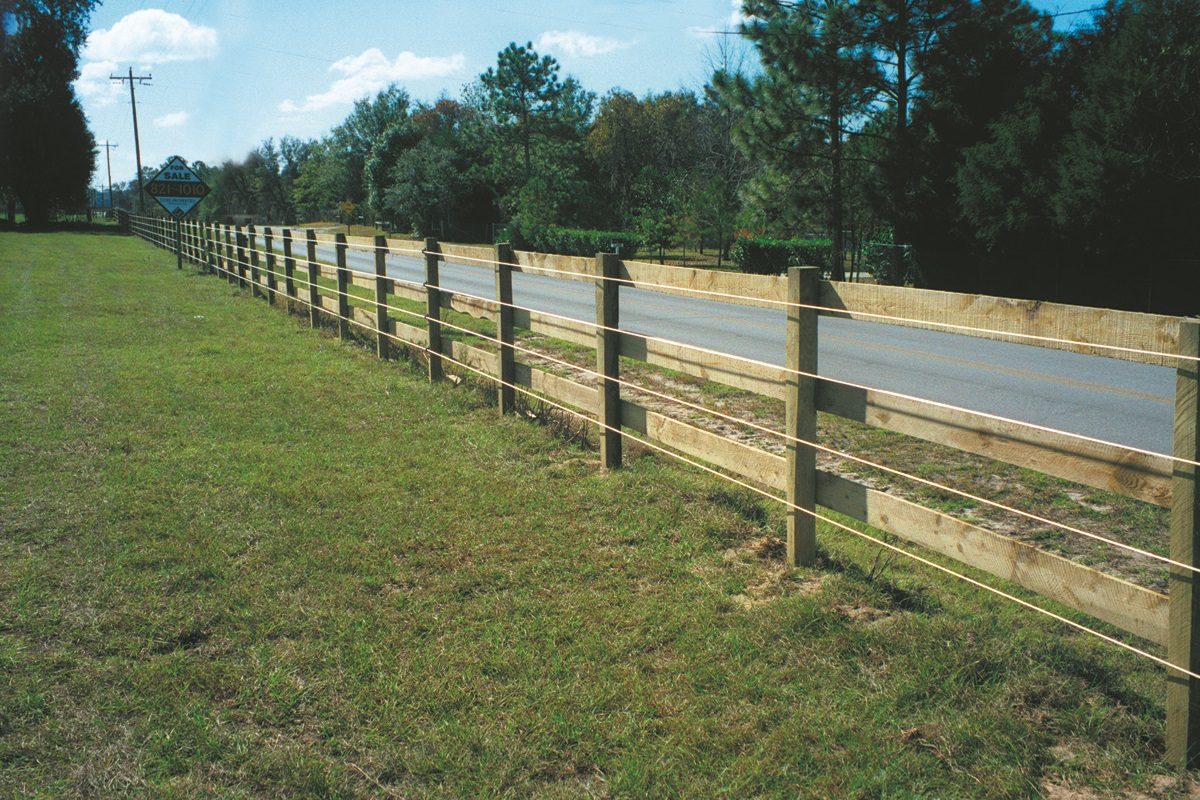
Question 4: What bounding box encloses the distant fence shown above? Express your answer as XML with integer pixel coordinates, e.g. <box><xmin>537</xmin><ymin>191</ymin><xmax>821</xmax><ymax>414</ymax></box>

<box><xmin>121</xmin><ymin>211</ymin><xmax>1200</xmax><ymax>766</ymax></box>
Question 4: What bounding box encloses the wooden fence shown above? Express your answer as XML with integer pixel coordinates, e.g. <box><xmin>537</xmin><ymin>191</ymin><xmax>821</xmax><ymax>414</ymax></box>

<box><xmin>124</xmin><ymin>212</ymin><xmax>1200</xmax><ymax>766</ymax></box>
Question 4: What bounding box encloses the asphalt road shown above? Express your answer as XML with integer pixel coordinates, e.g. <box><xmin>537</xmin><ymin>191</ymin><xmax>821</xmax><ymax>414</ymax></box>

<box><xmin>270</xmin><ymin>239</ymin><xmax>1176</xmax><ymax>456</ymax></box>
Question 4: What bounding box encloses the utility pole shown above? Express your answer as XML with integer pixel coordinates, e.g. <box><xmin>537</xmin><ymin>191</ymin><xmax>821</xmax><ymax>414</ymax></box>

<box><xmin>110</xmin><ymin>69</ymin><xmax>151</xmax><ymax>213</ymax></box>
<box><xmin>100</xmin><ymin>141</ymin><xmax>118</xmax><ymax>208</ymax></box>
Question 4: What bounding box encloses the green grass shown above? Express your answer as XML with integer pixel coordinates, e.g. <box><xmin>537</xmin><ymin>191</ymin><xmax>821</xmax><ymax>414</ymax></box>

<box><xmin>0</xmin><ymin>230</ymin><xmax>1193</xmax><ymax>798</ymax></box>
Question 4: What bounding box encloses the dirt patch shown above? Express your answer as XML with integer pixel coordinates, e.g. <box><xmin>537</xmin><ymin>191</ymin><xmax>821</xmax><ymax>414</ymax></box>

<box><xmin>698</xmin><ymin>535</ymin><xmax>826</xmax><ymax>610</ymax></box>
<box><xmin>1041</xmin><ymin>775</ymin><xmax>1200</xmax><ymax>800</ymax></box>
<box><xmin>834</xmin><ymin>603</ymin><xmax>905</xmax><ymax>626</ymax></box>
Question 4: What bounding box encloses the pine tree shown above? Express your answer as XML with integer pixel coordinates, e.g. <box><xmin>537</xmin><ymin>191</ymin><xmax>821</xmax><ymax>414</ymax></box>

<box><xmin>719</xmin><ymin>0</ymin><xmax>878</xmax><ymax>279</ymax></box>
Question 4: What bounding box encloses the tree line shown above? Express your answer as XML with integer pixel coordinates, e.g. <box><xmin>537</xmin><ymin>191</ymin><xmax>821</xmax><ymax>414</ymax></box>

<box><xmin>0</xmin><ymin>0</ymin><xmax>98</xmax><ymax>226</ymax></box>
<box><xmin>178</xmin><ymin>43</ymin><xmax>751</xmax><ymax>267</ymax></box>
<box><xmin>721</xmin><ymin>0</ymin><xmax>1197</xmax><ymax>312</ymax></box>
<box><xmin>3</xmin><ymin>0</ymin><xmax>1196</xmax><ymax>314</ymax></box>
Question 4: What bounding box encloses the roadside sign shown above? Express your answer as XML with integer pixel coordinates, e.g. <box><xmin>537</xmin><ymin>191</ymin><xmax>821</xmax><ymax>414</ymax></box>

<box><xmin>146</xmin><ymin>155</ymin><xmax>210</xmax><ymax>219</ymax></box>
<box><xmin>340</xmin><ymin>201</ymin><xmax>356</xmax><ymax>214</ymax></box>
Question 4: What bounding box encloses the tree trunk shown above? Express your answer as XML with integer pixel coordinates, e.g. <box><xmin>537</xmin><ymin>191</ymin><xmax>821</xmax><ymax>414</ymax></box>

<box><xmin>830</xmin><ymin>98</ymin><xmax>846</xmax><ymax>282</ymax></box>
<box><xmin>890</xmin><ymin>8</ymin><xmax>910</xmax><ymax>285</ymax></box>
<box><xmin>522</xmin><ymin>110</ymin><xmax>532</xmax><ymax>183</ymax></box>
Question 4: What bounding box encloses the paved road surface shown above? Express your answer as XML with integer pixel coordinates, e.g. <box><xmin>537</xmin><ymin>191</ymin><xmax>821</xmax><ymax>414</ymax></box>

<box><xmin>266</xmin><ymin>239</ymin><xmax>1175</xmax><ymax>456</ymax></box>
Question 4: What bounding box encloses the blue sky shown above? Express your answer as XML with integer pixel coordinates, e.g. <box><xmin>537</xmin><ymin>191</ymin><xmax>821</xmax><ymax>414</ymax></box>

<box><xmin>76</xmin><ymin>0</ymin><xmax>1104</xmax><ymax>190</ymax></box>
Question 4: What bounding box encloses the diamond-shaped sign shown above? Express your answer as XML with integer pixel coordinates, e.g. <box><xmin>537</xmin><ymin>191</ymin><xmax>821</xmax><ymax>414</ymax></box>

<box><xmin>146</xmin><ymin>155</ymin><xmax>210</xmax><ymax>219</ymax></box>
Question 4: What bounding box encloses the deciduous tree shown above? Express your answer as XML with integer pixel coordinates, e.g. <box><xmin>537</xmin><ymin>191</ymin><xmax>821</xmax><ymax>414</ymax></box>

<box><xmin>0</xmin><ymin>0</ymin><xmax>98</xmax><ymax>225</ymax></box>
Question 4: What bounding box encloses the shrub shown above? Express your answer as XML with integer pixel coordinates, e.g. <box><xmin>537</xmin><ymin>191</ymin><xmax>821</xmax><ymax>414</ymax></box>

<box><xmin>731</xmin><ymin>238</ymin><xmax>790</xmax><ymax>275</ymax></box>
<box><xmin>732</xmin><ymin>237</ymin><xmax>831</xmax><ymax>275</ymax></box>
<box><xmin>501</xmin><ymin>224</ymin><xmax>642</xmax><ymax>260</ymax></box>
<box><xmin>786</xmin><ymin>241</ymin><xmax>831</xmax><ymax>271</ymax></box>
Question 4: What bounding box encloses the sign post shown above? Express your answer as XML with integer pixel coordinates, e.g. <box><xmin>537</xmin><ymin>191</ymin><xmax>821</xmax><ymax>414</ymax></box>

<box><xmin>146</xmin><ymin>156</ymin><xmax>210</xmax><ymax>268</ymax></box>
<box><xmin>340</xmin><ymin>201</ymin><xmax>355</xmax><ymax>234</ymax></box>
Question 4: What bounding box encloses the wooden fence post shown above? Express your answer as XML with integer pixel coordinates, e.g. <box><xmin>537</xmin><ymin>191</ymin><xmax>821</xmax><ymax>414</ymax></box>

<box><xmin>1168</xmin><ymin>318</ymin><xmax>1200</xmax><ymax>767</ymax></box>
<box><xmin>424</xmin><ymin>237</ymin><xmax>443</xmax><ymax>382</ymax></box>
<box><xmin>283</xmin><ymin>228</ymin><xmax>296</xmax><ymax>302</ymax></box>
<box><xmin>335</xmin><ymin>232</ymin><xmax>350</xmax><ymax>341</ymax></box>
<box><xmin>226</xmin><ymin>227</ymin><xmax>236</xmax><ymax>285</ymax></box>
<box><xmin>596</xmin><ymin>251</ymin><xmax>621</xmax><ymax>470</ymax></box>
<box><xmin>248</xmin><ymin>224</ymin><xmax>262</xmax><ymax>299</ymax></box>
<box><xmin>495</xmin><ymin>241</ymin><xmax>515</xmax><ymax>415</ymax></box>
<box><xmin>786</xmin><ymin>266</ymin><xmax>820</xmax><ymax>567</ymax></box>
<box><xmin>306</xmin><ymin>230</ymin><xmax>320</xmax><ymax>328</ymax></box>
<box><xmin>264</xmin><ymin>227</ymin><xmax>277</xmax><ymax>306</ymax></box>
<box><xmin>374</xmin><ymin>234</ymin><xmax>390</xmax><ymax>360</ymax></box>
<box><xmin>236</xmin><ymin>229</ymin><xmax>248</xmax><ymax>290</ymax></box>
<box><xmin>175</xmin><ymin>218</ymin><xmax>183</xmax><ymax>270</ymax></box>
<box><xmin>204</xmin><ymin>222</ymin><xmax>214</xmax><ymax>274</ymax></box>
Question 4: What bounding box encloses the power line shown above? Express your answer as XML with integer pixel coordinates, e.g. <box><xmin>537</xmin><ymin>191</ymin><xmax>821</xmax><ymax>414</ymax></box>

<box><xmin>695</xmin><ymin>4</ymin><xmax>1108</xmax><ymax>35</ymax></box>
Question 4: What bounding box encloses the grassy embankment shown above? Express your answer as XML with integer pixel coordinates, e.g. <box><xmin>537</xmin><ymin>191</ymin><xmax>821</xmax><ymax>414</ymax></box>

<box><xmin>0</xmin><ymin>230</ymin><xmax>1191</xmax><ymax>798</ymax></box>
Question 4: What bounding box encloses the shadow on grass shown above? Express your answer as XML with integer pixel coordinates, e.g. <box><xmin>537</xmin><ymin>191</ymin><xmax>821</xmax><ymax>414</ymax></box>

<box><xmin>816</xmin><ymin>545</ymin><xmax>943</xmax><ymax>614</ymax></box>
<box><xmin>0</xmin><ymin>220</ymin><xmax>128</xmax><ymax>235</ymax></box>
<box><xmin>707</xmin><ymin>486</ymin><xmax>772</xmax><ymax>527</ymax></box>
<box><xmin>1044</xmin><ymin>637</ymin><xmax>1163</xmax><ymax>733</ymax></box>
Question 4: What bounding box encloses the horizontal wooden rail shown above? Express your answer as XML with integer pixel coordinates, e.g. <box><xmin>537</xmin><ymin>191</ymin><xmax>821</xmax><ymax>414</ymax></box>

<box><xmin>821</xmin><ymin>282</ymin><xmax>1181</xmax><ymax>367</ymax></box>
<box><xmin>617</xmin><ymin>396</ymin><xmax>1168</xmax><ymax>645</ymax></box>
<box><xmin>270</xmin><ymin>229</ymin><xmax>1183</xmax><ymax>366</ymax></box>
<box><xmin>439</xmin><ymin>242</ymin><xmax>493</xmax><ymax>265</ymax></box>
<box><xmin>514</xmin><ymin>250</ymin><xmax>592</xmax><ymax>280</ymax></box>
<box><xmin>134</xmin><ymin>217</ymin><xmax>1181</xmax><ymax>653</ymax></box>
<box><xmin>817</xmin><ymin>380</ymin><xmax>1173</xmax><ymax>508</ymax></box>
<box><xmin>815</xmin><ymin>470</ymin><xmax>1168</xmax><ymax>645</ymax></box>
<box><xmin>356</xmin><ymin>260</ymin><xmax>1178</xmax><ymax>509</ymax></box>
<box><xmin>622</xmin><ymin>260</ymin><xmax>785</xmax><ymax>311</ymax></box>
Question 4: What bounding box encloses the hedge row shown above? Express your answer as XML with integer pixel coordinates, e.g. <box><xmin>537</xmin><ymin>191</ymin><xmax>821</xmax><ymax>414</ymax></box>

<box><xmin>501</xmin><ymin>225</ymin><xmax>642</xmax><ymax>260</ymax></box>
<box><xmin>731</xmin><ymin>237</ymin><xmax>831</xmax><ymax>275</ymax></box>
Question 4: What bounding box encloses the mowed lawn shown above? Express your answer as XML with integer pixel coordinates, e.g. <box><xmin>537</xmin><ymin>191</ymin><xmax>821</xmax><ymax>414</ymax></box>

<box><xmin>0</xmin><ymin>230</ymin><xmax>1189</xmax><ymax>798</ymax></box>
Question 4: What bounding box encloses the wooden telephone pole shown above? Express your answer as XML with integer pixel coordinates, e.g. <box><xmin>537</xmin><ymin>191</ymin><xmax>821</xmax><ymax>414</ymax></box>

<box><xmin>99</xmin><ymin>141</ymin><xmax>118</xmax><ymax>208</ymax></box>
<box><xmin>110</xmin><ymin>69</ymin><xmax>151</xmax><ymax>213</ymax></box>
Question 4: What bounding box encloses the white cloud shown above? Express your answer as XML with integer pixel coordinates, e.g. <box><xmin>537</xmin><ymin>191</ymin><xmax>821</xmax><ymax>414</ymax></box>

<box><xmin>688</xmin><ymin>0</ymin><xmax>749</xmax><ymax>38</ymax></box>
<box><xmin>729</xmin><ymin>0</ymin><xmax>750</xmax><ymax>27</ymax></box>
<box><xmin>154</xmin><ymin>111</ymin><xmax>190</xmax><ymax>128</ymax></box>
<box><xmin>279</xmin><ymin>48</ymin><xmax>467</xmax><ymax>114</ymax></box>
<box><xmin>83</xmin><ymin>9</ymin><xmax>218</xmax><ymax>65</ymax></box>
<box><xmin>535</xmin><ymin>30</ymin><xmax>630</xmax><ymax>58</ymax></box>
<box><xmin>74</xmin><ymin>60</ymin><xmax>125</xmax><ymax>107</ymax></box>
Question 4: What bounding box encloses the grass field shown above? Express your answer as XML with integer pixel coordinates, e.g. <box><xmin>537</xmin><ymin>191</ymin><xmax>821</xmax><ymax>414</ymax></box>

<box><xmin>0</xmin><ymin>230</ymin><xmax>1194</xmax><ymax>798</ymax></box>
